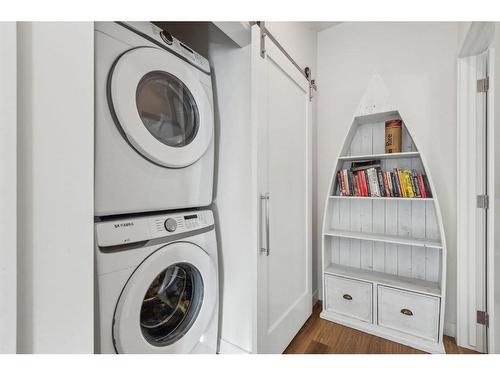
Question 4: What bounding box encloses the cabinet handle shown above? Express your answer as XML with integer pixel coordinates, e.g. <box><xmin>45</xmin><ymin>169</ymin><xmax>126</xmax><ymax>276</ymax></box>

<box><xmin>400</xmin><ymin>308</ymin><xmax>413</xmax><ymax>316</ymax></box>
<box><xmin>260</xmin><ymin>193</ymin><xmax>270</xmax><ymax>256</ymax></box>
<box><xmin>343</xmin><ymin>294</ymin><xmax>352</xmax><ymax>301</ymax></box>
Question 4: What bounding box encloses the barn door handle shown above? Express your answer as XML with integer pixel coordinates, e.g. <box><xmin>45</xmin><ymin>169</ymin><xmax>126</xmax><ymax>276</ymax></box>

<box><xmin>400</xmin><ymin>308</ymin><xmax>413</xmax><ymax>316</ymax></box>
<box><xmin>343</xmin><ymin>294</ymin><xmax>352</xmax><ymax>301</ymax></box>
<box><xmin>260</xmin><ymin>193</ymin><xmax>270</xmax><ymax>256</ymax></box>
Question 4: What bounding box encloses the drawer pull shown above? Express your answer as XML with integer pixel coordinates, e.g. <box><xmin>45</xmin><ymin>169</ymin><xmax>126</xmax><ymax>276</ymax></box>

<box><xmin>343</xmin><ymin>294</ymin><xmax>353</xmax><ymax>301</ymax></box>
<box><xmin>400</xmin><ymin>308</ymin><xmax>413</xmax><ymax>316</ymax></box>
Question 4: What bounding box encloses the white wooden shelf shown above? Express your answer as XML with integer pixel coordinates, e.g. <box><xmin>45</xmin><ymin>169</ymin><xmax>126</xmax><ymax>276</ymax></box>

<box><xmin>321</xmin><ymin>88</ymin><xmax>447</xmax><ymax>353</ymax></box>
<box><xmin>324</xmin><ymin>263</ymin><xmax>441</xmax><ymax>297</ymax></box>
<box><xmin>329</xmin><ymin>195</ymin><xmax>433</xmax><ymax>202</ymax></box>
<box><xmin>324</xmin><ymin>229</ymin><xmax>442</xmax><ymax>249</ymax></box>
<box><xmin>338</xmin><ymin>151</ymin><xmax>420</xmax><ymax>161</ymax></box>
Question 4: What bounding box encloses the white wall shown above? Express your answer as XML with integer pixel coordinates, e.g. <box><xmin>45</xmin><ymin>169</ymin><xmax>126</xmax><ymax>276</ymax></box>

<box><xmin>17</xmin><ymin>22</ymin><xmax>94</xmax><ymax>353</ymax></box>
<box><xmin>317</xmin><ymin>22</ymin><xmax>460</xmax><ymax>334</ymax></box>
<box><xmin>0</xmin><ymin>22</ymin><xmax>17</xmax><ymax>354</ymax></box>
<box><xmin>209</xmin><ymin>25</ymin><xmax>254</xmax><ymax>353</ymax></box>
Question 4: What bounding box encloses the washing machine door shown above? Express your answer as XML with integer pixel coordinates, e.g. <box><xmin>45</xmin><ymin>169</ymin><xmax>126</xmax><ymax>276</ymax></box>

<box><xmin>113</xmin><ymin>242</ymin><xmax>217</xmax><ymax>353</ymax></box>
<box><xmin>109</xmin><ymin>47</ymin><xmax>213</xmax><ymax>168</ymax></box>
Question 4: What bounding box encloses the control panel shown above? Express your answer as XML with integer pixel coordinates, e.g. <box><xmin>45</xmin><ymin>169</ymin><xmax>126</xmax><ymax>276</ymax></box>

<box><xmin>123</xmin><ymin>22</ymin><xmax>211</xmax><ymax>74</ymax></box>
<box><xmin>96</xmin><ymin>210</ymin><xmax>214</xmax><ymax>248</ymax></box>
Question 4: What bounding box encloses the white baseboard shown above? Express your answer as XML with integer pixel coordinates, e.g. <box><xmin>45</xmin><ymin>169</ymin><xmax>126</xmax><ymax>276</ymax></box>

<box><xmin>312</xmin><ymin>289</ymin><xmax>319</xmax><ymax>305</ymax></box>
<box><xmin>443</xmin><ymin>321</ymin><xmax>456</xmax><ymax>338</ymax></box>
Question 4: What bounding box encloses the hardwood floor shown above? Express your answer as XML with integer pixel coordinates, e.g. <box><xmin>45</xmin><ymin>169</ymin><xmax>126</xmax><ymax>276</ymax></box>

<box><xmin>284</xmin><ymin>303</ymin><xmax>480</xmax><ymax>354</ymax></box>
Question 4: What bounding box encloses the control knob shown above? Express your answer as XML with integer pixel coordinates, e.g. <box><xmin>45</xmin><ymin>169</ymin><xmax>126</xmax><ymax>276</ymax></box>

<box><xmin>160</xmin><ymin>30</ymin><xmax>173</xmax><ymax>45</ymax></box>
<box><xmin>164</xmin><ymin>218</ymin><xmax>177</xmax><ymax>232</ymax></box>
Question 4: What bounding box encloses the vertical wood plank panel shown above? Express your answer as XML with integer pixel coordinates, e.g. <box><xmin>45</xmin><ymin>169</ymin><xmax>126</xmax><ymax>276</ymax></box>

<box><xmin>339</xmin><ymin>238</ymin><xmax>350</xmax><ymax>266</ymax></box>
<box><xmin>372</xmin><ymin>200</ymin><xmax>386</xmax><ymax>272</ymax></box>
<box><xmin>402</xmin><ymin>125</ymin><xmax>414</xmax><ymax>152</ymax></box>
<box><xmin>350</xmin><ymin>200</ymin><xmax>361</xmax><ymax>267</ymax></box>
<box><xmin>425</xmin><ymin>248</ymin><xmax>441</xmax><ymax>282</ymax></box>
<box><xmin>360</xmin><ymin>201</ymin><xmax>373</xmax><ymax>270</ymax></box>
<box><xmin>331</xmin><ymin>237</ymin><xmax>340</xmax><ymax>264</ymax></box>
<box><xmin>425</xmin><ymin>202</ymin><xmax>441</xmax><ymax>282</ymax></box>
<box><xmin>338</xmin><ymin>200</ymin><xmax>350</xmax><ymax>230</ymax></box>
<box><xmin>360</xmin><ymin>124</ymin><xmax>373</xmax><ymax>155</ymax></box>
<box><xmin>328</xmin><ymin>199</ymin><xmax>340</xmax><ymax>230</ymax></box>
<box><xmin>411</xmin><ymin>201</ymin><xmax>426</xmax><ymax>280</ymax></box>
<box><xmin>372</xmin><ymin>122</ymin><xmax>385</xmax><ymax>154</ymax></box>
<box><xmin>425</xmin><ymin>202</ymin><xmax>439</xmax><ymax>240</ymax></box>
<box><xmin>397</xmin><ymin>201</ymin><xmax>412</xmax><ymax>277</ymax></box>
<box><xmin>349</xmin><ymin>127</ymin><xmax>362</xmax><ymax>156</ymax></box>
<box><xmin>385</xmin><ymin>200</ymin><xmax>398</xmax><ymax>274</ymax></box>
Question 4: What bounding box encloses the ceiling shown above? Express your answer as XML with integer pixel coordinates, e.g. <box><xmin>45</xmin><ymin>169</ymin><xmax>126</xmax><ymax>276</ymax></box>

<box><xmin>306</xmin><ymin>22</ymin><xmax>342</xmax><ymax>32</ymax></box>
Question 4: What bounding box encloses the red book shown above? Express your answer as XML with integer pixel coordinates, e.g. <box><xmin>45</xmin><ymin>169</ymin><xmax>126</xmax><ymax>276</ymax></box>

<box><xmin>360</xmin><ymin>170</ymin><xmax>367</xmax><ymax>196</ymax></box>
<box><xmin>382</xmin><ymin>171</ymin><xmax>390</xmax><ymax>197</ymax></box>
<box><xmin>417</xmin><ymin>173</ymin><xmax>427</xmax><ymax>198</ymax></box>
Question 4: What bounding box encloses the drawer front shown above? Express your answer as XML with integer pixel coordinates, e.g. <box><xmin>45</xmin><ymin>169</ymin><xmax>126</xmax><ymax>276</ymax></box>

<box><xmin>377</xmin><ymin>286</ymin><xmax>440</xmax><ymax>342</ymax></box>
<box><xmin>325</xmin><ymin>275</ymin><xmax>373</xmax><ymax>323</ymax></box>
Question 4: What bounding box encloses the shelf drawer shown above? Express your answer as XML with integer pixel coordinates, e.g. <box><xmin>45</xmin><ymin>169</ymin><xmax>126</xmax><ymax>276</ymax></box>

<box><xmin>377</xmin><ymin>286</ymin><xmax>440</xmax><ymax>342</ymax></box>
<box><xmin>325</xmin><ymin>274</ymin><xmax>372</xmax><ymax>323</ymax></box>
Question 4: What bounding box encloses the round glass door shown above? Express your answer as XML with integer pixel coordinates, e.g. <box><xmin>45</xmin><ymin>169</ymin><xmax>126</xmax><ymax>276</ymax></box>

<box><xmin>108</xmin><ymin>47</ymin><xmax>213</xmax><ymax>168</ymax></box>
<box><xmin>136</xmin><ymin>71</ymin><xmax>199</xmax><ymax>148</ymax></box>
<box><xmin>140</xmin><ymin>263</ymin><xmax>204</xmax><ymax>347</ymax></box>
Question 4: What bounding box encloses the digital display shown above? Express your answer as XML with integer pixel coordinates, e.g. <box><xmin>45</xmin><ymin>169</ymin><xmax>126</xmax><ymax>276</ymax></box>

<box><xmin>184</xmin><ymin>214</ymin><xmax>197</xmax><ymax>220</ymax></box>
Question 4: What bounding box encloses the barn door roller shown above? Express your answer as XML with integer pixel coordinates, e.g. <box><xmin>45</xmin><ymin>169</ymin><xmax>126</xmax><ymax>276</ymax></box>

<box><xmin>253</xmin><ymin>21</ymin><xmax>317</xmax><ymax>100</ymax></box>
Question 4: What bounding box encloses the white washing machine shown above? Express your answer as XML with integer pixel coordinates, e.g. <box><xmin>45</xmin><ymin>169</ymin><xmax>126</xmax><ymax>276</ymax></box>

<box><xmin>94</xmin><ymin>209</ymin><xmax>218</xmax><ymax>354</ymax></box>
<box><xmin>95</xmin><ymin>22</ymin><xmax>214</xmax><ymax>216</ymax></box>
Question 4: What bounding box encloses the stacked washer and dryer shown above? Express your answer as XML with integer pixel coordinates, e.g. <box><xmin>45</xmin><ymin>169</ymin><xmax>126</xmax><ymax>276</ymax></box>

<box><xmin>94</xmin><ymin>22</ymin><xmax>218</xmax><ymax>354</ymax></box>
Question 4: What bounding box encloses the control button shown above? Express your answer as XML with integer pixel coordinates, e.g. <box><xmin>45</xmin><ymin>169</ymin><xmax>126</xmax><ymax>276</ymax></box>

<box><xmin>164</xmin><ymin>218</ymin><xmax>177</xmax><ymax>232</ymax></box>
<box><xmin>160</xmin><ymin>30</ymin><xmax>173</xmax><ymax>45</ymax></box>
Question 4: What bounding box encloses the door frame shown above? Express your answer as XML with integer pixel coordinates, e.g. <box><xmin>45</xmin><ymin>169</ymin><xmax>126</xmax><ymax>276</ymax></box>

<box><xmin>456</xmin><ymin>22</ymin><xmax>496</xmax><ymax>353</ymax></box>
<box><xmin>0</xmin><ymin>22</ymin><xmax>17</xmax><ymax>354</ymax></box>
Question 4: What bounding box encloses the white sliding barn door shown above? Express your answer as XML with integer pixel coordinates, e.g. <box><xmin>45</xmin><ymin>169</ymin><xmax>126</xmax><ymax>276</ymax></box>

<box><xmin>252</xmin><ymin>26</ymin><xmax>312</xmax><ymax>353</ymax></box>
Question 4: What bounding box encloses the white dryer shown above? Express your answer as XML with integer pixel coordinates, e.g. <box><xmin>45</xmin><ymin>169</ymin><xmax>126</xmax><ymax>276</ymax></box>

<box><xmin>95</xmin><ymin>22</ymin><xmax>214</xmax><ymax>216</ymax></box>
<box><xmin>95</xmin><ymin>209</ymin><xmax>218</xmax><ymax>354</ymax></box>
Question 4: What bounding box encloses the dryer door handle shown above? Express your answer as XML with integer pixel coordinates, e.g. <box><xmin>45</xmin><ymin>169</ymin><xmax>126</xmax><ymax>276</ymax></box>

<box><xmin>260</xmin><ymin>193</ymin><xmax>270</xmax><ymax>256</ymax></box>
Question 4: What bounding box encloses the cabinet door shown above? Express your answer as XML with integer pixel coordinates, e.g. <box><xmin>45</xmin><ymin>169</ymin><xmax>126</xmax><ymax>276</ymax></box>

<box><xmin>253</xmin><ymin>25</ymin><xmax>312</xmax><ymax>353</ymax></box>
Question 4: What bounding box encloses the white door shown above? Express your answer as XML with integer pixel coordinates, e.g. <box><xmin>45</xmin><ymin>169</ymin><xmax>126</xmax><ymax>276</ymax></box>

<box><xmin>252</xmin><ymin>26</ymin><xmax>312</xmax><ymax>353</ymax></box>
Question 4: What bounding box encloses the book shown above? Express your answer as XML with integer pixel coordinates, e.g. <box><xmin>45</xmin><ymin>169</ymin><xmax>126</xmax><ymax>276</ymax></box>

<box><xmin>362</xmin><ymin>171</ymin><xmax>369</xmax><ymax>196</ymax></box>
<box><xmin>343</xmin><ymin>169</ymin><xmax>350</xmax><ymax>196</ymax></box>
<box><xmin>403</xmin><ymin>170</ymin><xmax>414</xmax><ymax>198</ymax></box>
<box><xmin>377</xmin><ymin>168</ymin><xmax>386</xmax><ymax>197</ymax></box>
<box><xmin>423</xmin><ymin>175</ymin><xmax>432</xmax><ymax>198</ymax></box>
<box><xmin>354</xmin><ymin>174</ymin><xmax>362</xmax><ymax>196</ymax></box>
<box><xmin>411</xmin><ymin>170</ymin><xmax>421</xmax><ymax>198</ymax></box>
<box><xmin>335</xmin><ymin>166</ymin><xmax>430</xmax><ymax>200</ymax></box>
<box><xmin>338</xmin><ymin>171</ymin><xmax>344</xmax><ymax>196</ymax></box>
<box><xmin>382</xmin><ymin>171</ymin><xmax>391</xmax><ymax>197</ymax></box>
<box><xmin>351</xmin><ymin>159</ymin><xmax>381</xmax><ymax>172</ymax></box>
<box><xmin>360</xmin><ymin>170</ymin><xmax>368</xmax><ymax>196</ymax></box>
<box><xmin>393</xmin><ymin>169</ymin><xmax>402</xmax><ymax>197</ymax></box>
<box><xmin>367</xmin><ymin>168</ymin><xmax>380</xmax><ymax>197</ymax></box>
<box><xmin>417</xmin><ymin>174</ymin><xmax>426</xmax><ymax>198</ymax></box>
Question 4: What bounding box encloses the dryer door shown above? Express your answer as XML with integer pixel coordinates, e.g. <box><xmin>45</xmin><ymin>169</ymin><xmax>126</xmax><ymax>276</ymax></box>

<box><xmin>113</xmin><ymin>242</ymin><xmax>217</xmax><ymax>353</ymax></box>
<box><xmin>109</xmin><ymin>47</ymin><xmax>213</xmax><ymax>168</ymax></box>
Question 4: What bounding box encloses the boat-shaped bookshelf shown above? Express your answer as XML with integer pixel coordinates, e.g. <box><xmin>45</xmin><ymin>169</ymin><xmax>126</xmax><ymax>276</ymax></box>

<box><xmin>320</xmin><ymin>75</ymin><xmax>447</xmax><ymax>354</ymax></box>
